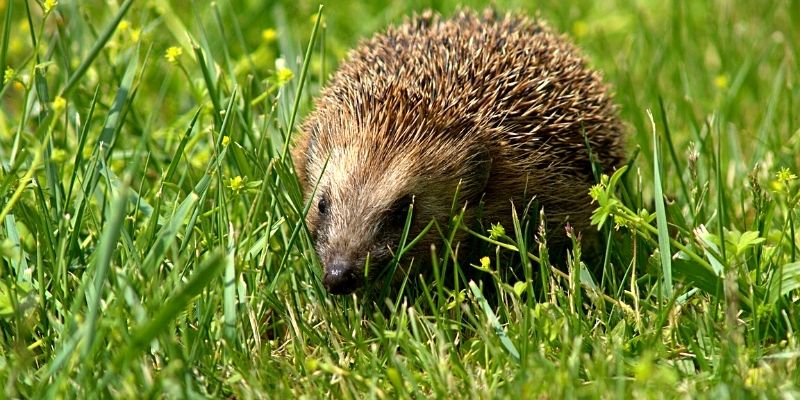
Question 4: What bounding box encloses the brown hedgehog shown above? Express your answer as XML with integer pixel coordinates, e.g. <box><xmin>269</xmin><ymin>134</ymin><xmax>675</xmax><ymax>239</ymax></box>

<box><xmin>292</xmin><ymin>9</ymin><xmax>625</xmax><ymax>295</ymax></box>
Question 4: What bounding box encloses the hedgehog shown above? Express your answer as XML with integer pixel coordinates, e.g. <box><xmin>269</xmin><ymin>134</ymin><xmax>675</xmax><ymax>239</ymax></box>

<box><xmin>292</xmin><ymin>9</ymin><xmax>625</xmax><ymax>295</ymax></box>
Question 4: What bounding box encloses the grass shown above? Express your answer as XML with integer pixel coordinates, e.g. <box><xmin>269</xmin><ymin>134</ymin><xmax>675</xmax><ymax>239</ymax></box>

<box><xmin>1</xmin><ymin>0</ymin><xmax>799</xmax><ymax>398</ymax></box>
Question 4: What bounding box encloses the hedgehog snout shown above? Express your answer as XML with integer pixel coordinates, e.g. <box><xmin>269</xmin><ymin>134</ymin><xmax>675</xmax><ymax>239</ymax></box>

<box><xmin>322</xmin><ymin>256</ymin><xmax>364</xmax><ymax>295</ymax></box>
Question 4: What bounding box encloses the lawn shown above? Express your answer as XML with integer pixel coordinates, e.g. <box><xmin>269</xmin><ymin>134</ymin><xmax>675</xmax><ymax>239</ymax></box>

<box><xmin>1</xmin><ymin>0</ymin><xmax>799</xmax><ymax>398</ymax></box>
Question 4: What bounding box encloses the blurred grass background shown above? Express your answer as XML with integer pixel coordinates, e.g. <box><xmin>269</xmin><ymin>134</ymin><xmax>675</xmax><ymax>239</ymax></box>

<box><xmin>1</xmin><ymin>0</ymin><xmax>799</xmax><ymax>398</ymax></box>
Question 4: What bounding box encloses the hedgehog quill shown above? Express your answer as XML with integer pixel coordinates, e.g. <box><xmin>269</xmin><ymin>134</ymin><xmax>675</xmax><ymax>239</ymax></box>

<box><xmin>292</xmin><ymin>9</ymin><xmax>625</xmax><ymax>295</ymax></box>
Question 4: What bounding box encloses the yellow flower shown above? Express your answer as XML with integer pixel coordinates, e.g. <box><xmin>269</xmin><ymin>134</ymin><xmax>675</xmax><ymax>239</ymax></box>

<box><xmin>480</xmin><ymin>256</ymin><xmax>491</xmax><ymax>270</ymax></box>
<box><xmin>3</xmin><ymin>66</ymin><xmax>14</xmax><ymax>84</ymax></box>
<box><xmin>52</xmin><ymin>148</ymin><xmax>68</xmax><ymax>163</ymax></box>
<box><xmin>261</xmin><ymin>28</ymin><xmax>277</xmax><ymax>43</ymax></box>
<box><xmin>229</xmin><ymin>176</ymin><xmax>245</xmax><ymax>192</ymax></box>
<box><xmin>613</xmin><ymin>214</ymin><xmax>627</xmax><ymax>230</ymax></box>
<box><xmin>310</xmin><ymin>13</ymin><xmax>325</xmax><ymax>25</ymax></box>
<box><xmin>589</xmin><ymin>183</ymin><xmax>604</xmax><ymax>202</ymax></box>
<box><xmin>222</xmin><ymin>136</ymin><xmax>230</xmax><ymax>146</ymax></box>
<box><xmin>275</xmin><ymin>58</ymin><xmax>293</xmax><ymax>83</ymax></box>
<box><xmin>165</xmin><ymin>46</ymin><xmax>183</xmax><ymax>64</ymax></box>
<box><xmin>118</xmin><ymin>20</ymin><xmax>131</xmax><ymax>32</ymax></box>
<box><xmin>776</xmin><ymin>167</ymin><xmax>798</xmax><ymax>184</ymax></box>
<box><xmin>130</xmin><ymin>28</ymin><xmax>141</xmax><ymax>43</ymax></box>
<box><xmin>43</xmin><ymin>0</ymin><xmax>58</xmax><ymax>13</ymax></box>
<box><xmin>16</xmin><ymin>20</ymin><xmax>29</xmax><ymax>34</ymax></box>
<box><xmin>8</xmin><ymin>37</ymin><xmax>24</xmax><ymax>57</ymax></box>
<box><xmin>276</xmin><ymin>67</ymin><xmax>293</xmax><ymax>83</ymax></box>
<box><xmin>572</xmin><ymin>20</ymin><xmax>588</xmax><ymax>39</ymax></box>
<box><xmin>488</xmin><ymin>223</ymin><xmax>505</xmax><ymax>240</ymax></box>
<box><xmin>52</xmin><ymin>96</ymin><xmax>66</xmax><ymax>112</ymax></box>
<box><xmin>714</xmin><ymin>74</ymin><xmax>729</xmax><ymax>89</ymax></box>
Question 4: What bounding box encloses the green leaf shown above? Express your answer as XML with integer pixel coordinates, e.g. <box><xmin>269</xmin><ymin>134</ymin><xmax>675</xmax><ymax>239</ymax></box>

<box><xmin>694</xmin><ymin>226</ymin><xmax>726</xmax><ymax>275</ymax></box>
<box><xmin>513</xmin><ymin>281</ymin><xmax>528</xmax><ymax>298</ymax></box>
<box><xmin>768</xmin><ymin>261</ymin><xmax>800</xmax><ymax>303</ymax></box>
<box><xmin>724</xmin><ymin>229</ymin><xmax>765</xmax><ymax>257</ymax></box>
<box><xmin>672</xmin><ymin>255</ymin><xmax>723</xmax><ymax>296</ymax></box>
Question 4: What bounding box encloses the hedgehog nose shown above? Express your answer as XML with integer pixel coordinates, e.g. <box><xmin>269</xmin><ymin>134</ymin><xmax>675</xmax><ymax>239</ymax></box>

<box><xmin>323</xmin><ymin>258</ymin><xmax>362</xmax><ymax>295</ymax></box>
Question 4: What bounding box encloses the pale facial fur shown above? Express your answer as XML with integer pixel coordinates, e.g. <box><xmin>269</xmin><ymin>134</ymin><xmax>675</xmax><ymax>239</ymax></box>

<box><xmin>297</xmin><ymin>133</ymin><xmax>485</xmax><ymax>295</ymax></box>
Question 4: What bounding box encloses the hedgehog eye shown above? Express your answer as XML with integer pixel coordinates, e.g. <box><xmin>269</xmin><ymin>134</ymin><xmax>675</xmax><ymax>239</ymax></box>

<box><xmin>386</xmin><ymin>195</ymin><xmax>414</xmax><ymax>228</ymax></box>
<box><xmin>318</xmin><ymin>196</ymin><xmax>329</xmax><ymax>216</ymax></box>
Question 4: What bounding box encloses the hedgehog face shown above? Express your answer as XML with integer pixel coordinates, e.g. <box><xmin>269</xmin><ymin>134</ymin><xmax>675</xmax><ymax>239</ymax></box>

<box><xmin>294</xmin><ymin>113</ymin><xmax>496</xmax><ymax>294</ymax></box>
<box><xmin>294</xmin><ymin>132</ymin><xmax>491</xmax><ymax>296</ymax></box>
<box><xmin>303</xmin><ymin>146</ymin><xmax>434</xmax><ymax>295</ymax></box>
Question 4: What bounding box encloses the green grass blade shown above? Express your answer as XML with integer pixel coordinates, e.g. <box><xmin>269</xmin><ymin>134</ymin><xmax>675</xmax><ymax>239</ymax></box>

<box><xmin>83</xmin><ymin>178</ymin><xmax>128</xmax><ymax>357</ymax></box>
<box><xmin>64</xmin><ymin>86</ymin><xmax>99</xmax><ymax>206</ymax></box>
<box><xmin>658</xmin><ymin>97</ymin><xmax>692</xmax><ymax>220</ymax></box>
<box><xmin>280</xmin><ymin>4</ymin><xmax>323</xmax><ymax>159</ymax></box>
<box><xmin>191</xmin><ymin>42</ymin><xmax>223</xmax><ymax>127</ymax></box>
<box><xmin>649</xmin><ymin>109</ymin><xmax>673</xmax><ymax>299</ymax></box>
<box><xmin>223</xmin><ymin>223</ymin><xmax>237</xmax><ymax>344</ymax></box>
<box><xmin>0</xmin><ymin>0</ymin><xmax>12</xmax><ymax>93</ymax></box>
<box><xmin>714</xmin><ymin>117</ymin><xmax>728</xmax><ymax>261</ymax></box>
<box><xmin>468</xmin><ymin>281</ymin><xmax>519</xmax><ymax>362</ymax></box>
<box><xmin>164</xmin><ymin>108</ymin><xmax>201</xmax><ymax>182</ymax></box>
<box><xmin>141</xmin><ymin>191</ymin><xmax>199</xmax><ymax>275</ymax></box>
<box><xmin>120</xmin><ymin>251</ymin><xmax>225</xmax><ymax>363</ymax></box>
<box><xmin>61</xmin><ymin>0</ymin><xmax>134</xmax><ymax>96</ymax></box>
<box><xmin>3</xmin><ymin>214</ymin><xmax>28</xmax><ymax>279</ymax></box>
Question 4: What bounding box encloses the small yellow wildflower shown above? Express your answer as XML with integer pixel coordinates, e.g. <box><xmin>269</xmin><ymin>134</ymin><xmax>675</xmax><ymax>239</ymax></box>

<box><xmin>276</xmin><ymin>67</ymin><xmax>293</xmax><ymax>83</ymax></box>
<box><xmin>572</xmin><ymin>20</ymin><xmax>588</xmax><ymax>39</ymax></box>
<box><xmin>310</xmin><ymin>13</ymin><xmax>324</xmax><ymax>25</ymax></box>
<box><xmin>261</xmin><ymin>28</ymin><xmax>277</xmax><ymax>43</ymax></box>
<box><xmin>488</xmin><ymin>223</ymin><xmax>505</xmax><ymax>240</ymax></box>
<box><xmin>118</xmin><ymin>20</ymin><xmax>131</xmax><ymax>31</ymax></box>
<box><xmin>43</xmin><ymin>0</ymin><xmax>58</xmax><ymax>13</ymax></box>
<box><xmin>229</xmin><ymin>176</ymin><xmax>245</xmax><ymax>192</ymax></box>
<box><xmin>305</xmin><ymin>358</ymin><xmax>319</xmax><ymax>372</ymax></box>
<box><xmin>480</xmin><ymin>256</ymin><xmax>491</xmax><ymax>270</ymax></box>
<box><xmin>589</xmin><ymin>183</ymin><xmax>604</xmax><ymax>202</ymax></box>
<box><xmin>275</xmin><ymin>58</ymin><xmax>293</xmax><ymax>83</ymax></box>
<box><xmin>165</xmin><ymin>46</ymin><xmax>183</xmax><ymax>64</ymax></box>
<box><xmin>222</xmin><ymin>135</ymin><xmax>230</xmax><ymax>146</ymax></box>
<box><xmin>130</xmin><ymin>28</ymin><xmax>141</xmax><ymax>42</ymax></box>
<box><xmin>3</xmin><ymin>66</ymin><xmax>14</xmax><ymax>84</ymax></box>
<box><xmin>52</xmin><ymin>96</ymin><xmax>66</xmax><ymax>112</ymax></box>
<box><xmin>52</xmin><ymin>148</ymin><xmax>68</xmax><ymax>163</ymax></box>
<box><xmin>17</xmin><ymin>20</ymin><xmax>29</xmax><ymax>34</ymax></box>
<box><xmin>613</xmin><ymin>214</ymin><xmax>627</xmax><ymax>230</ymax></box>
<box><xmin>9</xmin><ymin>37</ymin><xmax>24</xmax><ymax>57</ymax></box>
<box><xmin>714</xmin><ymin>74</ymin><xmax>729</xmax><ymax>89</ymax></box>
<box><xmin>776</xmin><ymin>167</ymin><xmax>798</xmax><ymax>184</ymax></box>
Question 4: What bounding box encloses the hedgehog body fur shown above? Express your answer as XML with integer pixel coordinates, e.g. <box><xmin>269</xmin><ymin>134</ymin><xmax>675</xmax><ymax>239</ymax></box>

<box><xmin>292</xmin><ymin>9</ymin><xmax>625</xmax><ymax>295</ymax></box>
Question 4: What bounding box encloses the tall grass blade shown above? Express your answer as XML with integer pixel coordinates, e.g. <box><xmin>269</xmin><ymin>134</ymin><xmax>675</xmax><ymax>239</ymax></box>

<box><xmin>648</xmin><ymin>109</ymin><xmax>673</xmax><ymax>299</ymax></box>
<box><xmin>121</xmin><ymin>251</ymin><xmax>225</xmax><ymax>362</ymax></box>
<box><xmin>61</xmin><ymin>0</ymin><xmax>134</xmax><ymax>96</ymax></box>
